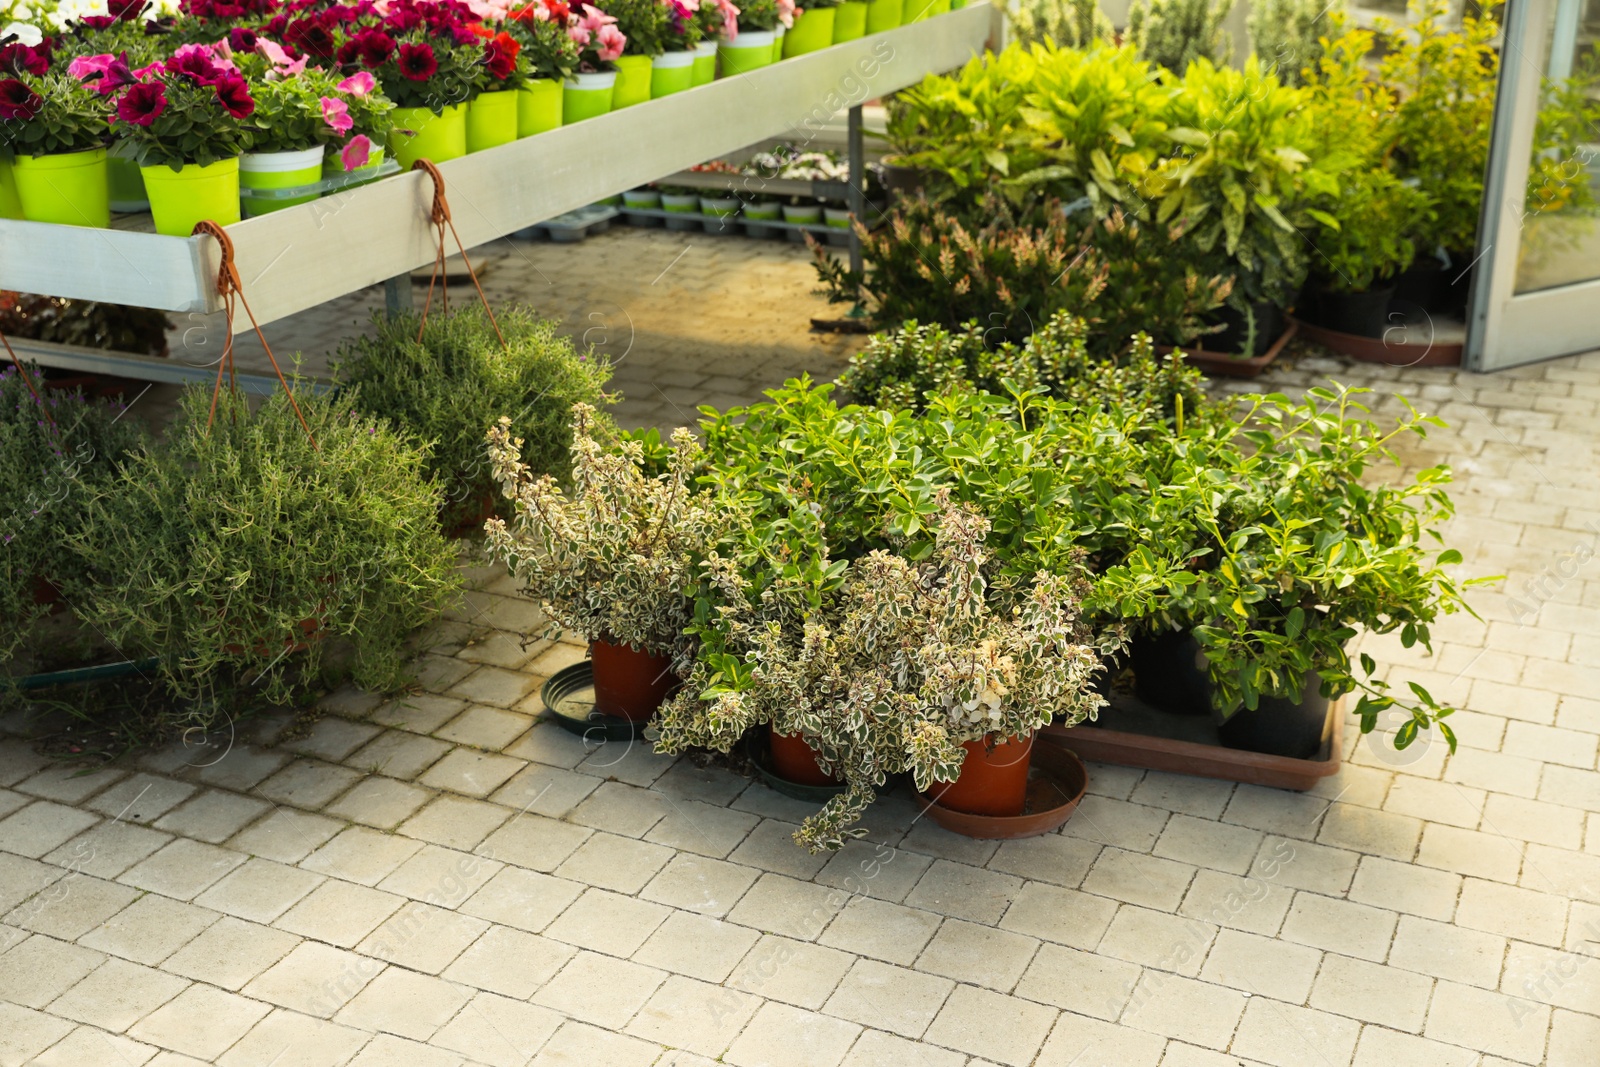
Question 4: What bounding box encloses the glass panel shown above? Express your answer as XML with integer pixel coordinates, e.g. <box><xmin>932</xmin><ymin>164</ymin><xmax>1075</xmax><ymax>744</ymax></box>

<box><xmin>1515</xmin><ymin>0</ymin><xmax>1600</xmax><ymax>294</ymax></box>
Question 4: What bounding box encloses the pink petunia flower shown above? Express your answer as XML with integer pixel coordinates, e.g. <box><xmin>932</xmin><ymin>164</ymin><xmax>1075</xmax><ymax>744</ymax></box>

<box><xmin>776</xmin><ymin>0</ymin><xmax>795</xmax><ymax>27</ymax></box>
<box><xmin>255</xmin><ymin>38</ymin><xmax>308</xmax><ymax>78</ymax></box>
<box><xmin>336</xmin><ymin>71</ymin><xmax>376</xmax><ymax>95</ymax></box>
<box><xmin>595</xmin><ymin>22</ymin><xmax>625</xmax><ymax>61</ymax></box>
<box><xmin>320</xmin><ymin>96</ymin><xmax>353</xmax><ymax>133</ymax></box>
<box><xmin>718</xmin><ymin>0</ymin><xmax>739</xmax><ymax>39</ymax></box>
<box><xmin>340</xmin><ymin>134</ymin><xmax>373</xmax><ymax>171</ymax></box>
<box><xmin>66</xmin><ymin>53</ymin><xmax>115</xmax><ymax>81</ymax></box>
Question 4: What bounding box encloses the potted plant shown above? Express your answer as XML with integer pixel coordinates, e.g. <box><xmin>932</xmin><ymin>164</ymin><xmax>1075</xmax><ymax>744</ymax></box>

<box><xmin>651</xmin><ymin>0</ymin><xmax>702</xmax><ymax>98</ymax></box>
<box><xmin>0</xmin><ymin>364</ymin><xmax>143</xmax><ymax>670</ymax></box>
<box><xmin>832</xmin><ymin>0</ymin><xmax>868</xmax><ymax>42</ymax></box>
<box><xmin>719</xmin><ymin>0</ymin><xmax>793</xmax><ymax>75</ymax></box>
<box><xmin>690</xmin><ymin>0</ymin><xmax>735</xmax><ymax>84</ymax></box>
<box><xmin>73</xmin><ymin>382</ymin><xmax>461</xmax><ymax>712</ymax></box>
<box><xmin>1009</xmin><ymin>0</ymin><xmax>1111</xmax><ymax>48</ymax></box>
<box><xmin>2</xmin><ymin>71</ymin><xmax>112</xmax><ymax>228</ymax></box>
<box><xmin>504</xmin><ymin>1</ymin><xmax>579</xmax><ymax>137</ymax></box>
<box><xmin>1299</xmin><ymin>167</ymin><xmax>1430</xmax><ymax>338</ymax></box>
<box><xmin>562</xmin><ymin>4</ymin><xmax>626</xmax><ymax>122</ymax></box>
<box><xmin>235</xmin><ymin>62</ymin><xmax>347</xmax><ymax>215</ymax></box>
<box><xmin>583</xmin><ymin>0</ymin><xmax>660</xmax><ymax>108</ymax></box>
<box><xmin>484</xmin><ymin>403</ymin><xmax>728</xmax><ymax>722</ymax></box>
<box><xmin>783</xmin><ymin>0</ymin><xmax>839</xmax><ymax>57</ymax></box>
<box><xmin>332</xmin><ymin>305</ymin><xmax>614</xmax><ymax>535</ymax></box>
<box><xmin>104</xmin><ymin>49</ymin><xmax>255</xmax><ymax>236</ymax></box>
<box><xmin>657</xmin><ymin>497</ymin><xmax>1111</xmax><ymax>850</ymax></box>
<box><xmin>864</xmin><ymin>0</ymin><xmax>901</xmax><ymax>33</ymax></box>
<box><xmin>699</xmin><ymin>189</ymin><xmax>740</xmax><ymax>233</ymax></box>
<box><xmin>363</xmin><ymin>2</ymin><xmax>483</xmax><ymax>168</ymax></box>
<box><xmin>657</xmin><ymin>181</ymin><xmax>701</xmax><ymax>229</ymax></box>
<box><xmin>461</xmin><ymin>23</ymin><xmax>528</xmax><ymax>152</ymax></box>
<box><xmin>317</xmin><ymin>70</ymin><xmax>395</xmax><ymax>183</ymax></box>
<box><xmin>1126</xmin><ymin>0</ymin><xmax>1232</xmax><ymax>76</ymax></box>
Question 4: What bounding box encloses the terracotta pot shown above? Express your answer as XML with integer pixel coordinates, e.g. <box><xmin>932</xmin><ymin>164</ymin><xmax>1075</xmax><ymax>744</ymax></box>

<box><xmin>590</xmin><ymin>638</ymin><xmax>676</xmax><ymax>722</ymax></box>
<box><xmin>914</xmin><ymin>737</ymin><xmax>1087</xmax><ymax>839</ymax></box>
<box><xmin>442</xmin><ymin>490</ymin><xmax>497</xmax><ymax>539</ymax></box>
<box><xmin>222</xmin><ymin>613</ymin><xmax>324</xmax><ymax>658</ymax></box>
<box><xmin>769</xmin><ymin>730</ymin><xmax>839</xmax><ymax>786</ymax></box>
<box><xmin>924</xmin><ymin>733</ymin><xmax>1035</xmax><ymax>817</ymax></box>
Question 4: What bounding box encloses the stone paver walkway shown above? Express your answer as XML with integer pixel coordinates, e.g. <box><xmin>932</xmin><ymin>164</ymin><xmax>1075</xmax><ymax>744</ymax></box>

<box><xmin>5</xmin><ymin>228</ymin><xmax>1600</xmax><ymax>1066</ymax></box>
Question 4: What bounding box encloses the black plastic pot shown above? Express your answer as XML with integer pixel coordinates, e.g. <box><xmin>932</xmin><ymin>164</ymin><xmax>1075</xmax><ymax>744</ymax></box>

<box><xmin>1216</xmin><ymin>671</ymin><xmax>1330</xmax><ymax>760</ymax></box>
<box><xmin>1129</xmin><ymin>630</ymin><xmax>1213</xmax><ymax>716</ymax></box>
<box><xmin>1202</xmin><ymin>300</ymin><xmax>1284</xmax><ymax>357</ymax></box>
<box><xmin>1392</xmin><ymin>254</ymin><xmax>1474</xmax><ymax>318</ymax></box>
<box><xmin>1299</xmin><ymin>283</ymin><xmax>1396</xmax><ymax>339</ymax></box>
<box><xmin>875</xmin><ymin>158</ymin><xmax>926</xmax><ymax>203</ymax></box>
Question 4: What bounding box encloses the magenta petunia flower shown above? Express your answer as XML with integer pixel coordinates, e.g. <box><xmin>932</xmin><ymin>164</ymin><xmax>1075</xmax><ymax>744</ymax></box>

<box><xmin>165</xmin><ymin>49</ymin><xmax>221</xmax><ymax>85</ymax></box>
<box><xmin>336</xmin><ymin>71</ymin><xmax>376</xmax><ymax>95</ymax></box>
<box><xmin>396</xmin><ymin>42</ymin><xmax>437</xmax><ymax>81</ymax></box>
<box><xmin>115</xmin><ymin>80</ymin><xmax>166</xmax><ymax>126</ymax></box>
<box><xmin>320</xmin><ymin>96</ymin><xmax>353</xmax><ymax>134</ymax></box>
<box><xmin>213</xmin><ymin>73</ymin><xmax>255</xmax><ymax>119</ymax></box>
<box><xmin>0</xmin><ymin>78</ymin><xmax>41</xmax><ymax>121</ymax></box>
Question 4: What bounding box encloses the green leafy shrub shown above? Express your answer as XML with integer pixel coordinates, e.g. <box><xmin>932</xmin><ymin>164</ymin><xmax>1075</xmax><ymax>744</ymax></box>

<box><xmin>73</xmin><ymin>383</ymin><xmax>461</xmax><ymax>712</ymax></box>
<box><xmin>1010</xmin><ymin>0</ymin><xmax>1113</xmax><ymax>49</ymax></box>
<box><xmin>1127</xmin><ymin>0</ymin><xmax>1232</xmax><ymax>76</ymax></box>
<box><xmin>813</xmin><ymin>194</ymin><xmax>1231</xmax><ymax>351</ymax></box>
<box><xmin>333</xmin><ymin>307</ymin><xmax>613</xmax><ymax>531</ymax></box>
<box><xmin>1304</xmin><ymin>167</ymin><xmax>1429</xmax><ymax>291</ymax></box>
<box><xmin>836</xmin><ymin>310</ymin><xmax>1208</xmax><ymax>421</ymax></box>
<box><xmin>0</xmin><ymin>366</ymin><xmax>143</xmax><ymax>665</ymax></box>
<box><xmin>1247</xmin><ymin>0</ymin><xmax>1342</xmax><ymax>86</ymax></box>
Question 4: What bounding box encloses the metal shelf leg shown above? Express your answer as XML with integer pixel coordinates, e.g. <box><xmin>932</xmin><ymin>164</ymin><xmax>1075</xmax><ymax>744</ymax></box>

<box><xmin>847</xmin><ymin>104</ymin><xmax>868</xmax><ymax>320</ymax></box>
<box><xmin>384</xmin><ymin>274</ymin><xmax>414</xmax><ymax>319</ymax></box>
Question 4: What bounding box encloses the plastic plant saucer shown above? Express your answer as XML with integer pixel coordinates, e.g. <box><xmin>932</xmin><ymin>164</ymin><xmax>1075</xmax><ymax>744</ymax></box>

<box><xmin>540</xmin><ymin>661</ymin><xmax>649</xmax><ymax>742</ymax></box>
<box><xmin>912</xmin><ymin>737</ymin><xmax>1088</xmax><ymax>840</ymax></box>
<box><xmin>743</xmin><ymin>727</ymin><xmax>849</xmax><ymax>802</ymax></box>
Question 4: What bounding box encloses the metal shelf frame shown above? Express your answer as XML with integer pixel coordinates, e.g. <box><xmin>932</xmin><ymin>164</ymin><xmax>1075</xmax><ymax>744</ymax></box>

<box><xmin>3</xmin><ymin>5</ymin><xmax>997</xmax><ymax>357</ymax></box>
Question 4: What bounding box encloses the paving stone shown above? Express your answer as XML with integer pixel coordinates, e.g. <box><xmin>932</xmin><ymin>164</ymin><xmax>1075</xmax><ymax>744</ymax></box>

<box><xmin>898</xmin><ymin>820</ymin><xmax>1001</xmax><ymax>866</ymax></box>
<box><xmin>1310</xmin><ymin>952</ymin><xmax>1435</xmax><ymax>1031</ymax></box>
<box><xmin>903</xmin><ymin>859</ymin><xmax>1025</xmax><ymax>925</ymax></box>
<box><xmin>544</xmin><ymin>886</ymin><xmax>671</xmax><ymax>957</ymax></box>
<box><xmin>838</xmin><ymin>1029</ymin><xmax>966</xmax><ymax>1067</ymax></box>
<box><xmin>815</xmin><ymin>838</ymin><xmax>934</xmax><ymax>903</ymax></box>
<box><xmin>1549</xmin><ymin>1008</ymin><xmax>1600</xmax><ymax>1067</ymax></box>
<box><xmin>127</xmin><ymin>984</ymin><xmax>272</xmax><ymax>1061</ymax></box>
<box><xmin>459</xmin><ymin>866</ymin><xmax>584</xmax><ymax>932</ymax></box>
<box><xmin>1033</xmin><ymin>1010</ymin><xmax>1167</xmax><ymax>1065</ymax></box>
<box><xmin>193</xmin><ymin>745</ymin><xmax>291</xmax><ymax>792</ymax></box>
<box><xmin>1316</xmin><ymin>802</ymin><xmax>1424</xmax><ymax>862</ymax></box>
<box><xmin>346</xmin><ymin>730</ymin><xmax>454</xmax><ymax>781</ymax></box>
<box><xmin>1119</xmin><ymin>971</ymin><xmax>1246</xmax><ymax>1049</ymax></box>
<box><xmin>1388</xmin><ymin>914</ymin><xmax>1508</xmax><ymax>988</ymax></box>
<box><xmin>533</xmin><ymin>1020</ymin><xmax>660</xmax><ymax>1067</ymax></box>
<box><xmin>442</xmin><ymin>673</ymin><xmax>538</xmax><ymax>718</ymax></box>
<box><xmin>0</xmin><ymin>1003</ymin><xmax>75</xmax><ymax>1066</ymax></box>
<box><xmin>1081</xmin><ymin>848</ymin><xmax>1197</xmax><ymax>912</ymax></box>
<box><xmin>30</xmin><ymin>1026</ymin><xmax>160</xmax><ymax>1066</ymax></box>
<box><xmin>227</xmin><ymin>808</ymin><xmax>343</xmax><ymax>865</ymax></box>
<box><xmin>485</xmin><ymin>762</ymin><xmax>599</xmax><ymax>817</ymax></box>
<box><xmin>243</xmin><ymin>941</ymin><xmax>385</xmax><ymax>1017</ymax></box>
<box><xmin>1424</xmin><ymin>980</ymin><xmax>1549</xmax><ymax>1064</ymax></box>
<box><xmin>824</xmin><ymin>958</ymin><xmax>955</xmax><ymax>1038</ymax></box>
<box><xmin>1456</xmin><ymin>877</ymin><xmax>1570</xmax><ymax>946</ymax></box>
<box><xmin>631</xmin><ymin>909</ymin><xmax>760</xmax><ymax>983</ymax></box>
<box><xmin>986</xmin><ymin>833</ymin><xmax>1101</xmax><ymax>888</ymax></box>
<box><xmin>727</xmin><ymin>933</ymin><xmax>855</xmax><ymax>1009</ymax></box>
<box><xmin>1481</xmin><ymin>793</ymin><xmax>1587</xmax><ymax>849</ymax></box>
<box><xmin>254</xmin><ymin>758</ymin><xmax>364</xmax><ymax>809</ymax></box>
<box><xmin>556</xmin><ymin>831</ymin><xmax>676</xmax><ymax>895</ymax></box>
<box><xmin>429</xmin><ymin>991</ymin><xmax>564</xmax><ymax>1067</ymax></box>
<box><xmin>1227</xmin><ymin>997</ymin><xmax>1362</xmax><ymax>1067</ymax></box>
<box><xmin>276</xmin><ymin>879</ymin><xmax>405</xmax><ymax>948</ymax></box>
<box><xmin>723</xmin><ymin>870</ymin><xmax>842</xmax><ymax>937</ymax></box>
<box><xmin>147</xmin><ymin>789</ymin><xmax>271</xmax><ymax>843</ymax></box>
<box><xmin>281</xmin><ymin>718</ymin><xmax>383</xmax><ymax>762</ymax></box>
<box><xmin>333</xmin><ymin>966</ymin><xmax>469</xmax><ymax>1041</ymax></box>
<box><xmin>576</xmin><ymin>741</ymin><xmax>682</xmax><ymax>788</ymax></box>
<box><xmin>1130</xmin><ymin>772</ymin><xmax>1237</xmax><ymax>820</ymax></box>
<box><xmin>371</xmin><ymin>694</ymin><xmax>470</xmax><ymax>735</ymax></box>
<box><xmin>15</xmin><ymin>765</ymin><xmax>126</xmax><ymax>805</ymax></box>
<box><xmin>1197</xmin><ymin>928</ymin><xmax>1323</xmax><ymax>1004</ymax></box>
<box><xmin>47</xmin><ymin>957</ymin><xmax>189</xmax><ymax>1031</ymax></box>
<box><xmin>376</xmin><ymin>844</ymin><xmax>503</xmax><ymax>907</ymax></box>
<box><xmin>42</xmin><ymin>821</ymin><xmax>171</xmax><ymax>879</ymax></box>
<box><xmin>1062</xmin><ymin>795</ymin><xmax>1172</xmax><ymax>851</ymax></box>
<box><xmin>300</xmin><ymin>825</ymin><xmax>425</xmax><ymax>885</ymax></box>
<box><xmin>5</xmin><ymin>873</ymin><xmax>137</xmax><ymax>941</ymax></box>
<box><xmin>346</xmin><ymin>1033</ymin><xmax>465</xmax><ymax>1067</ymax></box>
<box><xmin>477</xmin><ymin>810</ymin><xmax>591</xmax><ymax>872</ymax></box>
<box><xmin>216</xmin><ymin>1008</ymin><xmax>371</xmax><ymax>1067</ymax></box>
<box><xmin>644</xmin><ymin>798</ymin><xmax>760</xmax><ymax>859</ymax></box>
<box><xmin>118</xmin><ymin>839</ymin><xmax>247</xmax><ymax>900</ymax></box>
<box><xmin>0</xmin><ymin>800</ymin><xmax>99</xmax><ymax>857</ymax></box>
<box><xmin>396</xmin><ymin>794</ymin><xmax>513</xmax><ymax>850</ymax></box>
<box><xmin>1098</xmin><ymin>905</ymin><xmax>1218</xmax><ymax>979</ymax></box>
<box><xmin>442</xmin><ymin>925</ymin><xmax>574</xmax><ymax>997</ymax></box>
<box><xmin>356</xmin><ymin>900</ymin><xmax>488</xmax><ymax>973</ymax></box>
<box><xmin>1253</xmin><ymin>835</ymin><xmax>1361</xmax><ymax>896</ymax></box>
<box><xmin>418</xmin><ymin>748</ymin><xmax>525</xmax><ymax>798</ymax></box>
<box><xmin>1280</xmin><ymin>892</ymin><xmax>1398</xmax><ymax>962</ymax></box>
<box><xmin>161</xmin><ymin>916</ymin><xmax>302</xmax><ymax>991</ymax></box>
<box><xmin>1222</xmin><ymin>786</ymin><xmax>1329</xmax><ymax>839</ymax></box>
<box><xmin>1348</xmin><ymin>855</ymin><xmax>1463</xmax><ymax>922</ymax></box>
<box><xmin>567</xmin><ymin>780</ymin><xmax>673</xmax><ymax>837</ymax></box>
<box><xmin>1153</xmin><ymin>813</ymin><xmax>1264</xmax><ymax>876</ymax></box>
<box><xmin>0</xmin><ymin>934</ymin><xmax>105</xmax><ymax>1008</ymax></box>
<box><xmin>626</xmin><ymin>973</ymin><xmax>761</xmax><ymax>1057</ymax></box>
<box><xmin>194</xmin><ymin>857</ymin><xmax>326</xmax><ymax>924</ymax></box>
<box><xmin>999</xmin><ymin>881</ymin><xmax>1120</xmax><ymax>949</ymax></box>
<box><xmin>730</xmin><ymin>819</ymin><xmax>831</xmax><ymax>878</ymax></box>
<box><xmin>1416</xmin><ymin>823</ymin><xmax>1526</xmax><ymax>883</ymax></box>
<box><xmin>652</xmin><ymin>758</ymin><xmax>749</xmax><ymax>806</ymax></box>
<box><xmin>531</xmin><ymin>950</ymin><xmax>667</xmax><ymax>1029</ymax></box>
<box><xmin>323</xmin><ymin>777</ymin><xmax>433</xmax><ymax>830</ymax></box>
<box><xmin>922</xmin><ymin>983</ymin><xmax>1057</xmax><ymax>1067</ymax></box>
<box><xmin>78</xmin><ymin>893</ymin><xmax>220</xmax><ymax>965</ymax></box>
<box><xmin>1350</xmin><ymin>1027</ymin><xmax>1480</xmax><ymax>1067</ymax></box>
<box><xmin>818</xmin><ymin>894</ymin><xmax>942</xmax><ymax>967</ymax></box>
<box><xmin>501</xmin><ymin>721</ymin><xmax>593</xmax><ymax>769</ymax></box>
<box><xmin>726</xmin><ymin>999</ymin><xmax>863</xmax><ymax>1067</ymax></box>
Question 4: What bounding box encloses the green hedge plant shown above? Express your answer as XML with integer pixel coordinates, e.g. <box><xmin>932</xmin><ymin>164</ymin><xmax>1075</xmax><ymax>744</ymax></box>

<box><xmin>1126</xmin><ymin>0</ymin><xmax>1232</xmax><ymax>76</ymax></box>
<box><xmin>74</xmin><ymin>383</ymin><xmax>460</xmax><ymax>713</ymax></box>
<box><xmin>333</xmin><ymin>307</ymin><xmax>613</xmax><ymax>532</ymax></box>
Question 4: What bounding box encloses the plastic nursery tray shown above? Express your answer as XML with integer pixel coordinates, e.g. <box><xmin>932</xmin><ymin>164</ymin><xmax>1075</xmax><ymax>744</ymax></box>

<box><xmin>236</xmin><ymin>159</ymin><xmax>403</xmax><ymax>206</ymax></box>
<box><xmin>539</xmin><ymin>661</ymin><xmax>648</xmax><ymax>743</ymax></box>
<box><xmin>1043</xmin><ymin>694</ymin><xmax>1343</xmax><ymax>791</ymax></box>
<box><xmin>1289</xmin><ymin>315</ymin><xmax>1463</xmax><ymax>367</ymax></box>
<box><xmin>1155</xmin><ymin>321</ymin><xmax>1299</xmax><ymax>379</ymax></box>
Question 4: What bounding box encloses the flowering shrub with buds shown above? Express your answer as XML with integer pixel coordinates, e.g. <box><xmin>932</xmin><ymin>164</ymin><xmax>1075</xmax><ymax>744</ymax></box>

<box><xmin>655</xmin><ymin>497</ymin><xmax>1113</xmax><ymax>850</ymax></box>
<box><xmin>484</xmin><ymin>403</ymin><xmax>728</xmax><ymax>668</ymax></box>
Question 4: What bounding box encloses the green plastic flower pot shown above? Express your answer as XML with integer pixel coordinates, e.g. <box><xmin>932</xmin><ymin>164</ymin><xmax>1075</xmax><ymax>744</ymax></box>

<box><xmin>719</xmin><ymin>31</ymin><xmax>776</xmax><ymax>75</ymax></box>
<box><xmin>902</xmin><ymin>0</ymin><xmax>933</xmax><ymax>20</ymax></box>
<box><xmin>833</xmin><ymin>1</ymin><xmax>868</xmax><ymax>41</ymax></box>
<box><xmin>950</xmin><ymin>0</ymin><xmax>966</xmax><ymax>7</ymax></box>
<box><xmin>745</xmin><ymin>199</ymin><xmax>780</xmax><ymax>220</ymax></box>
<box><xmin>0</xmin><ymin>159</ymin><xmax>20</xmax><ymax>220</ymax></box>
<box><xmin>783</xmin><ymin>7</ymin><xmax>835</xmax><ymax>55</ymax></box>
<box><xmin>691</xmin><ymin>40</ymin><xmax>717</xmax><ymax>85</ymax></box>
<box><xmin>239</xmin><ymin>146</ymin><xmax>324</xmax><ymax>216</ymax></box>
<box><xmin>141</xmin><ymin>157</ymin><xmax>239</xmax><ymax>236</ymax></box>
<box><xmin>518</xmin><ymin>78</ymin><xmax>563</xmax><ymax>137</ymax></box>
<box><xmin>14</xmin><ymin>148</ymin><xmax>109</xmax><ymax>228</ymax></box>
<box><xmin>927</xmin><ymin>0</ymin><xmax>951</xmax><ymax>14</ymax></box>
<box><xmin>771</xmin><ymin>26</ymin><xmax>785</xmax><ymax>61</ymax></box>
<box><xmin>865</xmin><ymin>0</ymin><xmax>903</xmax><ymax>32</ymax></box>
<box><xmin>651</xmin><ymin>50</ymin><xmax>695</xmax><ymax>98</ymax></box>
<box><xmin>466</xmin><ymin>89</ymin><xmax>518</xmax><ymax>153</ymax></box>
<box><xmin>107</xmin><ymin>145</ymin><xmax>147</xmax><ymax>213</ymax></box>
<box><xmin>391</xmin><ymin>103</ymin><xmax>467</xmax><ymax>170</ymax></box>
<box><xmin>563</xmin><ymin>71</ymin><xmax>616</xmax><ymax>123</ymax></box>
<box><xmin>612</xmin><ymin>54</ymin><xmax>653</xmax><ymax>109</ymax></box>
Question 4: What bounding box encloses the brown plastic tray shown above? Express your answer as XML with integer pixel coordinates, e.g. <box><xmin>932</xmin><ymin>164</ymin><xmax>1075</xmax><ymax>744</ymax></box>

<box><xmin>1154</xmin><ymin>321</ymin><xmax>1298</xmax><ymax>379</ymax></box>
<box><xmin>1042</xmin><ymin>695</ymin><xmax>1343</xmax><ymax>791</ymax></box>
<box><xmin>1290</xmin><ymin>316</ymin><xmax>1462</xmax><ymax>367</ymax></box>
<box><xmin>912</xmin><ymin>738</ymin><xmax>1089</xmax><ymax>839</ymax></box>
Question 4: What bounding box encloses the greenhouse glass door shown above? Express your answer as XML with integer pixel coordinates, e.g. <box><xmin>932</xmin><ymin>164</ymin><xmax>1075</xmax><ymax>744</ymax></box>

<box><xmin>1470</xmin><ymin>0</ymin><xmax>1600</xmax><ymax>369</ymax></box>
